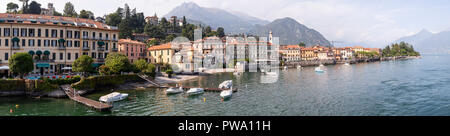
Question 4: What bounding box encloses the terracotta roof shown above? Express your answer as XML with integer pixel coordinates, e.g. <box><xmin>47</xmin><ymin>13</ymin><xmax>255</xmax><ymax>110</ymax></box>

<box><xmin>0</xmin><ymin>13</ymin><xmax>117</xmax><ymax>31</ymax></box>
<box><xmin>148</xmin><ymin>43</ymin><xmax>172</xmax><ymax>51</ymax></box>
<box><xmin>119</xmin><ymin>39</ymin><xmax>146</xmax><ymax>45</ymax></box>
<box><xmin>280</xmin><ymin>45</ymin><xmax>300</xmax><ymax>50</ymax></box>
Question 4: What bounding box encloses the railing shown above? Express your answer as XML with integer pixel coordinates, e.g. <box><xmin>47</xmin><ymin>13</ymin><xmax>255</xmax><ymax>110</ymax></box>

<box><xmin>97</xmin><ymin>58</ymin><xmax>105</xmax><ymax>62</ymax></box>
<box><xmin>82</xmin><ymin>46</ymin><xmax>90</xmax><ymax>51</ymax></box>
<box><xmin>58</xmin><ymin>46</ymin><xmax>66</xmax><ymax>50</ymax></box>
<box><xmin>97</xmin><ymin>47</ymin><xmax>105</xmax><ymax>51</ymax></box>
<box><xmin>34</xmin><ymin>59</ymin><xmax>55</xmax><ymax>63</ymax></box>
<box><xmin>12</xmin><ymin>46</ymin><xmax>20</xmax><ymax>50</ymax></box>
<box><xmin>82</xmin><ymin>36</ymin><xmax>89</xmax><ymax>40</ymax></box>
<box><xmin>112</xmin><ymin>48</ymin><xmax>118</xmax><ymax>52</ymax></box>
<box><xmin>112</xmin><ymin>38</ymin><xmax>118</xmax><ymax>42</ymax></box>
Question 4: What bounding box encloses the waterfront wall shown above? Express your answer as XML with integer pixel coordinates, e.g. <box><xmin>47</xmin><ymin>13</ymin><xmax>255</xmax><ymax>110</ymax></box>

<box><xmin>72</xmin><ymin>74</ymin><xmax>145</xmax><ymax>91</ymax></box>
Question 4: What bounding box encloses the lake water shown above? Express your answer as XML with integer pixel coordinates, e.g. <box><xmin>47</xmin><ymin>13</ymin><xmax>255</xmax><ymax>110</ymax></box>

<box><xmin>1</xmin><ymin>55</ymin><xmax>450</xmax><ymax>116</ymax></box>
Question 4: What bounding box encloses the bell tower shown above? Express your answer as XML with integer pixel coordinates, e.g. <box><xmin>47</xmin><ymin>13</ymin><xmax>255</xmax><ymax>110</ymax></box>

<box><xmin>269</xmin><ymin>30</ymin><xmax>273</xmax><ymax>44</ymax></box>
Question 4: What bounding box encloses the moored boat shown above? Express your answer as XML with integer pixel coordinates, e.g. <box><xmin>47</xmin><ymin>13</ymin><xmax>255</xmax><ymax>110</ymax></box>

<box><xmin>315</xmin><ymin>67</ymin><xmax>325</xmax><ymax>73</ymax></box>
<box><xmin>219</xmin><ymin>80</ymin><xmax>233</xmax><ymax>89</ymax></box>
<box><xmin>220</xmin><ymin>87</ymin><xmax>233</xmax><ymax>99</ymax></box>
<box><xmin>187</xmin><ymin>88</ymin><xmax>205</xmax><ymax>96</ymax></box>
<box><xmin>99</xmin><ymin>92</ymin><xmax>129</xmax><ymax>103</ymax></box>
<box><xmin>165</xmin><ymin>86</ymin><xmax>183</xmax><ymax>94</ymax></box>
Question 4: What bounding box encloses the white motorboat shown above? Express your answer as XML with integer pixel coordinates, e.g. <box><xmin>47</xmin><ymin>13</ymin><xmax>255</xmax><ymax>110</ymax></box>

<box><xmin>319</xmin><ymin>64</ymin><xmax>325</xmax><ymax>67</ymax></box>
<box><xmin>345</xmin><ymin>62</ymin><xmax>350</xmax><ymax>66</ymax></box>
<box><xmin>99</xmin><ymin>92</ymin><xmax>129</xmax><ymax>103</ymax></box>
<box><xmin>220</xmin><ymin>87</ymin><xmax>233</xmax><ymax>99</ymax></box>
<box><xmin>315</xmin><ymin>67</ymin><xmax>325</xmax><ymax>73</ymax></box>
<box><xmin>166</xmin><ymin>86</ymin><xmax>183</xmax><ymax>94</ymax></box>
<box><xmin>284</xmin><ymin>66</ymin><xmax>288</xmax><ymax>70</ymax></box>
<box><xmin>187</xmin><ymin>88</ymin><xmax>205</xmax><ymax>96</ymax></box>
<box><xmin>297</xmin><ymin>66</ymin><xmax>302</xmax><ymax>69</ymax></box>
<box><xmin>219</xmin><ymin>80</ymin><xmax>233</xmax><ymax>89</ymax></box>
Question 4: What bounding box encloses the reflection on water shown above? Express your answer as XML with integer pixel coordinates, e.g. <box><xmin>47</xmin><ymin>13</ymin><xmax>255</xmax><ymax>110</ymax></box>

<box><xmin>2</xmin><ymin>55</ymin><xmax>450</xmax><ymax>116</ymax></box>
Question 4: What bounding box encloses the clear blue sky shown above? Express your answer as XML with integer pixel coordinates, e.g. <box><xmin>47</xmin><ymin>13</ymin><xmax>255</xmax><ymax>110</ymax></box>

<box><xmin>1</xmin><ymin>0</ymin><xmax>449</xmax><ymax>47</ymax></box>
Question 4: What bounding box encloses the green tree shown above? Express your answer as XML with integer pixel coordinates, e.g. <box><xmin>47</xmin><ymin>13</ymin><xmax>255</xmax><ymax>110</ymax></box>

<box><xmin>27</xmin><ymin>1</ymin><xmax>41</xmax><ymax>14</ymax></box>
<box><xmin>105</xmin><ymin>53</ymin><xmax>132</xmax><ymax>75</ymax></box>
<box><xmin>9</xmin><ymin>53</ymin><xmax>33</xmax><ymax>79</ymax></box>
<box><xmin>6</xmin><ymin>2</ymin><xmax>19</xmax><ymax>13</ymax></box>
<box><xmin>19</xmin><ymin>0</ymin><xmax>29</xmax><ymax>14</ymax></box>
<box><xmin>79</xmin><ymin>10</ymin><xmax>94</xmax><ymax>19</ymax></box>
<box><xmin>63</xmin><ymin>2</ymin><xmax>77</xmax><ymax>17</ymax></box>
<box><xmin>299</xmin><ymin>42</ymin><xmax>306</xmax><ymax>47</ymax></box>
<box><xmin>133</xmin><ymin>59</ymin><xmax>148</xmax><ymax>73</ymax></box>
<box><xmin>105</xmin><ymin>12</ymin><xmax>122</xmax><ymax>26</ymax></box>
<box><xmin>72</xmin><ymin>55</ymin><xmax>94</xmax><ymax>77</ymax></box>
<box><xmin>144</xmin><ymin>23</ymin><xmax>166</xmax><ymax>39</ymax></box>
<box><xmin>119</xmin><ymin>19</ymin><xmax>133</xmax><ymax>39</ymax></box>
<box><xmin>53</xmin><ymin>11</ymin><xmax>62</xmax><ymax>16</ymax></box>
<box><xmin>217</xmin><ymin>27</ymin><xmax>225</xmax><ymax>37</ymax></box>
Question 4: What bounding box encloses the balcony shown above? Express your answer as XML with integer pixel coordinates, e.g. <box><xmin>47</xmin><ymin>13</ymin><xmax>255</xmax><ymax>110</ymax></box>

<box><xmin>12</xmin><ymin>46</ymin><xmax>20</xmax><ymax>50</ymax></box>
<box><xmin>105</xmin><ymin>38</ymin><xmax>110</xmax><ymax>41</ymax></box>
<box><xmin>98</xmin><ymin>37</ymin><xmax>103</xmax><ymax>41</ymax></box>
<box><xmin>112</xmin><ymin>48</ymin><xmax>118</xmax><ymax>52</ymax></box>
<box><xmin>82</xmin><ymin>46</ymin><xmax>90</xmax><ymax>51</ymax></box>
<box><xmin>34</xmin><ymin>59</ymin><xmax>55</xmax><ymax>63</ymax></box>
<box><xmin>97</xmin><ymin>47</ymin><xmax>105</xmax><ymax>51</ymax></box>
<box><xmin>82</xmin><ymin>36</ymin><xmax>89</xmax><ymax>40</ymax></box>
<box><xmin>112</xmin><ymin>38</ymin><xmax>118</xmax><ymax>42</ymax></box>
<box><xmin>58</xmin><ymin>46</ymin><xmax>66</xmax><ymax>50</ymax></box>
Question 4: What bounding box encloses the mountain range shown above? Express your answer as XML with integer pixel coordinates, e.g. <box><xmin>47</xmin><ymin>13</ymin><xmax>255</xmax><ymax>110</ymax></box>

<box><xmin>394</xmin><ymin>29</ymin><xmax>450</xmax><ymax>54</ymax></box>
<box><xmin>164</xmin><ymin>2</ymin><xmax>331</xmax><ymax>46</ymax></box>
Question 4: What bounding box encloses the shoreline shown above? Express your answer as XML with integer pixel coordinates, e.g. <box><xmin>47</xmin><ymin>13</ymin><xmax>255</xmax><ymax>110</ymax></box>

<box><xmin>0</xmin><ymin>56</ymin><xmax>421</xmax><ymax>98</ymax></box>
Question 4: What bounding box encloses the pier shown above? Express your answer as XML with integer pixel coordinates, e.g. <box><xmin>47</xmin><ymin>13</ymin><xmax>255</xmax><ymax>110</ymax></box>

<box><xmin>61</xmin><ymin>85</ymin><xmax>112</xmax><ymax>111</ymax></box>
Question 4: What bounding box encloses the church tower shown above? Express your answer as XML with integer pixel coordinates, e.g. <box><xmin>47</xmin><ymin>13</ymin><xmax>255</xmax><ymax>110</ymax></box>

<box><xmin>269</xmin><ymin>30</ymin><xmax>273</xmax><ymax>44</ymax></box>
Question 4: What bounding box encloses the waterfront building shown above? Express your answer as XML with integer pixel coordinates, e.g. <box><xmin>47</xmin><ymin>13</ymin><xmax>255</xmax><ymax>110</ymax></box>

<box><xmin>333</xmin><ymin>48</ymin><xmax>343</xmax><ymax>61</ymax></box>
<box><xmin>301</xmin><ymin>47</ymin><xmax>318</xmax><ymax>61</ymax></box>
<box><xmin>0</xmin><ymin>13</ymin><xmax>119</xmax><ymax>75</ymax></box>
<box><xmin>148</xmin><ymin>43</ymin><xmax>176</xmax><ymax>64</ymax></box>
<box><xmin>279</xmin><ymin>45</ymin><xmax>301</xmax><ymax>62</ymax></box>
<box><xmin>118</xmin><ymin>39</ymin><xmax>147</xmax><ymax>63</ymax></box>
<box><xmin>341</xmin><ymin>47</ymin><xmax>354</xmax><ymax>60</ymax></box>
<box><xmin>353</xmin><ymin>46</ymin><xmax>364</xmax><ymax>53</ymax></box>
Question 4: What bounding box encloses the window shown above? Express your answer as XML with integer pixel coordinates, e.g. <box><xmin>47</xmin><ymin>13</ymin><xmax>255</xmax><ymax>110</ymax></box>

<box><xmin>22</xmin><ymin>39</ymin><xmax>25</xmax><ymax>47</ymax></box>
<box><xmin>0</xmin><ymin>28</ymin><xmax>1</xmax><ymax>37</ymax></box>
<box><xmin>92</xmin><ymin>32</ymin><xmax>96</xmax><ymax>38</ymax></box>
<box><xmin>28</xmin><ymin>39</ymin><xmax>34</xmax><ymax>46</ymax></box>
<box><xmin>5</xmin><ymin>53</ymin><xmax>8</xmax><ymax>60</ymax></box>
<box><xmin>52</xmin><ymin>40</ymin><xmax>57</xmax><ymax>47</ymax></box>
<box><xmin>5</xmin><ymin>39</ymin><xmax>9</xmax><ymax>47</ymax></box>
<box><xmin>106</xmin><ymin>43</ymin><xmax>108</xmax><ymax>50</ymax></box>
<box><xmin>67</xmin><ymin>30</ymin><xmax>72</xmax><ymax>38</ymax></box>
<box><xmin>38</xmin><ymin>39</ymin><xmax>41</xmax><ymax>47</ymax></box>
<box><xmin>28</xmin><ymin>29</ymin><xmax>35</xmax><ymax>37</ymax></box>
<box><xmin>45</xmin><ymin>29</ymin><xmax>49</xmax><ymax>37</ymax></box>
<box><xmin>67</xmin><ymin>53</ymin><xmax>71</xmax><ymax>60</ymax></box>
<box><xmin>60</xmin><ymin>30</ymin><xmax>64</xmax><ymax>38</ymax></box>
<box><xmin>67</xmin><ymin>41</ymin><xmax>72</xmax><ymax>47</ymax></box>
<box><xmin>52</xmin><ymin>53</ymin><xmax>56</xmax><ymax>60</ymax></box>
<box><xmin>75</xmin><ymin>53</ymin><xmax>79</xmax><ymax>59</ymax></box>
<box><xmin>105</xmin><ymin>53</ymin><xmax>108</xmax><ymax>58</ymax></box>
<box><xmin>92</xmin><ymin>42</ymin><xmax>95</xmax><ymax>49</ymax></box>
<box><xmin>51</xmin><ymin>29</ymin><xmax>57</xmax><ymax>38</ymax></box>
<box><xmin>98</xmin><ymin>53</ymin><xmax>102</xmax><ymax>58</ymax></box>
<box><xmin>74</xmin><ymin>31</ymin><xmax>80</xmax><ymax>38</ymax></box>
<box><xmin>38</xmin><ymin>29</ymin><xmax>41</xmax><ymax>37</ymax></box>
<box><xmin>4</xmin><ymin>28</ymin><xmax>10</xmax><ymax>36</ymax></box>
<box><xmin>13</xmin><ymin>28</ymin><xmax>19</xmax><ymax>36</ymax></box>
<box><xmin>21</xmin><ymin>28</ymin><xmax>27</xmax><ymax>37</ymax></box>
<box><xmin>91</xmin><ymin>52</ymin><xmax>96</xmax><ymax>58</ymax></box>
<box><xmin>60</xmin><ymin>53</ymin><xmax>63</xmax><ymax>60</ymax></box>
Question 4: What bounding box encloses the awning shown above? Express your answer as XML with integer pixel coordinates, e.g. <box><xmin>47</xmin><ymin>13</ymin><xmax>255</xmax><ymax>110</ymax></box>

<box><xmin>36</xmin><ymin>50</ymin><xmax>42</xmax><ymax>55</ymax></box>
<box><xmin>97</xmin><ymin>41</ymin><xmax>105</xmax><ymax>46</ymax></box>
<box><xmin>0</xmin><ymin>66</ymin><xmax>9</xmax><ymax>70</ymax></box>
<box><xmin>92</xmin><ymin>63</ymin><xmax>104</xmax><ymax>68</ymax></box>
<box><xmin>44</xmin><ymin>50</ymin><xmax>50</xmax><ymax>55</ymax></box>
<box><xmin>12</xmin><ymin>37</ymin><xmax>20</xmax><ymax>42</ymax></box>
<box><xmin>28</xmin><ymin>50</ymin><xmax>35</xmax><ymax>55</ymax></box>
<box><xmin>36</xmin><ymin>63</ymin><xmax>50</xmax><ymax>68</ymax></box>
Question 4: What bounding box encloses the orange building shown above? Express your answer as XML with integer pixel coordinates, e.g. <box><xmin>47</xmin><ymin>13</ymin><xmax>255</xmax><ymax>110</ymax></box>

<box><xmin>118</xmin><ymin>39</ymin><xmax>147</xmax><ymax>63</ymax></box>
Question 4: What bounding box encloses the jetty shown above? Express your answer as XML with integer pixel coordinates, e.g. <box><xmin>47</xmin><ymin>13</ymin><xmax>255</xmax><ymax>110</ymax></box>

<box><xmin>137</xmin><ymin>74</ymin><xmax>161</xmax><ymax>86</ymax></box>
<box><xmin>61</xmin><ymin>85</ymin><xmax>112</xmax><ymax>111</ymax></box>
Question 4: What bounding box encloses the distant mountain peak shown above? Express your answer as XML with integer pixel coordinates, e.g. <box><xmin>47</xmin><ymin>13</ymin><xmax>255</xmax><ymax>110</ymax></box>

<box><xmin>179</xmin><ymin>2</ymin><xmax>201</xmax><ymax>9</ymax></box>
<box><xmin>418</xmin><ymin>29</ymin><xmax>432</xmax><ymax>35</ymax></box>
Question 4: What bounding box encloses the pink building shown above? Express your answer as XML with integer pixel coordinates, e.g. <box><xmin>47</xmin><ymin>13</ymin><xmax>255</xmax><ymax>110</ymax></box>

<box><xmin>118</xmin><ymin>39</ymin><xmax>147</xmax><ymax>63</ymax></box>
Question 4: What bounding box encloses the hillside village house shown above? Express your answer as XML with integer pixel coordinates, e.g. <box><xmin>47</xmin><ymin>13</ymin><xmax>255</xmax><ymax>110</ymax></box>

<box><xmin>341</xmin><ymin>47</ymin><xmax>354</xmax><ymax>60</ymax></box>
<box><xmin>118</xmin><ymin>39</ymin><xmax>147</xmax><ymax>63</ymax></box>
<box><xmin>0</xmin><ymin>13</ymin><xmax>118</xmax><ymax>75</ymax></box>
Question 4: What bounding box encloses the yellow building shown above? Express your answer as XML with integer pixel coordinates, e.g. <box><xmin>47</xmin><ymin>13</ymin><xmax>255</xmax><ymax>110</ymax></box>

<box><xmin>279</xmin><ymin>45</ymin><xmax>301</xmax><ymax>62</ymax></box>
<box><xmin>301</xmin><ymin>47</ymin><xmax>317</xmax><ymax>61</ymax></box>
<box><xmin>0</xmin><ymin>13</ymin><xmax>119</xmax><ymax>75</ymax></box>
